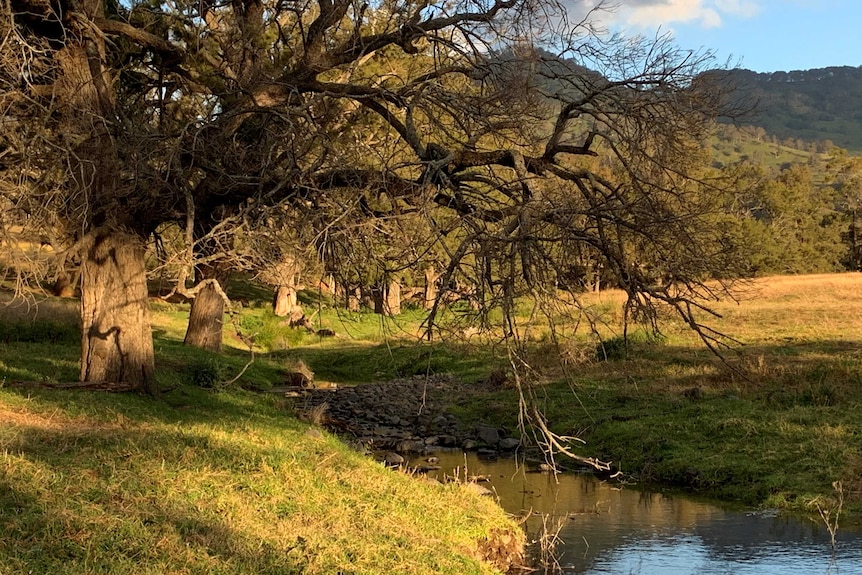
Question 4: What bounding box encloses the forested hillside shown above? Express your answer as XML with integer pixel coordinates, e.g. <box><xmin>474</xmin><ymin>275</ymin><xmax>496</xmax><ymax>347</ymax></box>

<box><xmin>531</xmin><ymin>54</ymin><xmax>862</xmax><ymax>278</ymax></box>
<box><xmin>726</xmin><ymin>66</ymin><xmax>862</xmax><ymax>152</ymax></box>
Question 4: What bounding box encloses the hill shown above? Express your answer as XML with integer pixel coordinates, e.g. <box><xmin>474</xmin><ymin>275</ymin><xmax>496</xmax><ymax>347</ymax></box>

<box><xmin>726</xmin><ymin>66</ymin><xmax>862</xmax><ymax>152</ymax></box>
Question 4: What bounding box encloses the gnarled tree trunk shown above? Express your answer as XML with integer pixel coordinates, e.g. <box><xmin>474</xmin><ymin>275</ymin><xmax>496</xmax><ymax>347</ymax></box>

<box><xmin>423</xmin><ymin>265</ymin><xmax>439</xmax><ymax>311</ymax></box>
<box><xmin>80</xmin><ymin>230</ymin><xmax>156</xmax><ymax>393</ymax></box>
<box><xmin>373</xmin><ymin>276</ymin><xmax>402</xmax><ymax>316</ymax></box>
<box><xmin>184</xmin><ymin>272</ymin><xmax>227</xmax><ymax>352</ymax></box>
<box><xmin>273</xmin><ymin>284</ymin><xmax>298</xmax><ymax>317</ymax></box>
<box><xmin>347</xmin><ymin>286</ymin><xmax>361</xmax><ymax>312</ymax></box>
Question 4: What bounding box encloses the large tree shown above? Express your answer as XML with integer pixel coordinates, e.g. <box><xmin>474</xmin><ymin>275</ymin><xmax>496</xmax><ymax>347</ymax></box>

<box><xmin>1</xmin><ymin>0</ymin><xmax>745</xmax><ymax>421</ymax></box>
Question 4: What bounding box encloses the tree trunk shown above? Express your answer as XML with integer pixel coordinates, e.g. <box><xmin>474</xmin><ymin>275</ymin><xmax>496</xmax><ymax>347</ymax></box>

<box><xmin>372</xmin><ymin>283</ymin><xmax>384</xmax><ymax>315</ymax></box>
<box><xmin>347</xmin><ymin>286</ymin><xmax>361</xmax><ymax>312</ymax></box>
<box><xmin>184</xmin><ymin>279</ymin><xmax>226</xmax><ymax>352</ymax></box>
<box><xmin>273</xmin><ymin>284</ymin><xmax>298</xmax><ymax>317</ymax></box>
<box><xmin>80</xmin><ymin>230</ymin><xmax>156</xmax><ymax>394</ymax></box>
<box><xmin>334</xmin><ymin>278</ymin><xmax>361</xmax><ymax>311</ymax></box>
<box><xmin>372</xmin><ymin>278</ymin><xmax>402</xmax><ymax>316</ymax></box>
<box><xmin>385</xmin><ymin>276</ymin><xmax>401</xmax><ymax>316</ymax></box>
<box><xmin>182</xmin><ymin>211</ymin><xmax>232</xmax><ymax>353</ymax></box>
<box><xmin>423</xmin><ymin>266</ymin><xmax>439</xmax><ymax>310</ymax></box>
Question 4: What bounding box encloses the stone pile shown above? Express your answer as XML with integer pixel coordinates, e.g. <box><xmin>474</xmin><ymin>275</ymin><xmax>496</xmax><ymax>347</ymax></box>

<box><xmin>299</xmin><ymin>374</ymin><xmax>521</xmax><ymax>458</ymax></box>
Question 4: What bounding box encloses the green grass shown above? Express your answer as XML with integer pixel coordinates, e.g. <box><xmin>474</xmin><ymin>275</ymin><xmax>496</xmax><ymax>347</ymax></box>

<box><xmin>0</xmin><ymin>387</ymin><xmax>521</xmax><ymax>574</ymax></box>
<box><xmin>444</xmin><ymin>275</ymin><xmax>862</xmax><ymax>521</ymax></box>
<box><xmin>3</xmin><ymin>270</ymin><xmax>862</xmax><ymax>558</ymax></box>
<box><xmin>446</xmin><ymin>356</ymin><xmax>862</xmax><ymax>521</ymax></box>
<box><xmin>0</xmin><ymin>295</ymin><xmax>523</xmax><ymax>575</ymax></box>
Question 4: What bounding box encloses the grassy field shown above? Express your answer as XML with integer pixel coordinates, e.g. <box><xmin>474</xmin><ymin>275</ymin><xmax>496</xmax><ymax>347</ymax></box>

<box><xmin>1</xmin><ymin>271</ymin><xmax>861</xmax><ymax>575</ymax></box>
<box><xmin>446</xmin><ymin>274</ymin><xmax>862</xmax><ymax>521</ymax></box>
<box><xmin>0</xmin><ymin>293</ymin><xmax>523</xmax><ymax>574</ymax></box>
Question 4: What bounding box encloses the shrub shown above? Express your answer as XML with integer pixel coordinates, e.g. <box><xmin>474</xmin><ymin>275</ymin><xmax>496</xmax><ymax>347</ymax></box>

<box><xmin>596</xmin><ymin>329</ymin><xmax>666</xmax><ymax>361</ymax></box>
<box><xmin>187</xmin><ymin>358</ymin><xmax>230</xmax><ymax>388</ymax></box>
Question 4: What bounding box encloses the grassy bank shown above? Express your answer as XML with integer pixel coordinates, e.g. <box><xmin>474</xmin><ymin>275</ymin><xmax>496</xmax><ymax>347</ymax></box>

<box><xmin>0</xmin><ymin>297</ymin><xmax>523</xmax><ymax>574</ymax></box>
<box><xmin>0</xmin><ymin>387</ymin><xmax>523</xmax><ymax>574</ymax></box>
<box><xmin>447</xmin><ymin>274</ymin><xmax>862</xmax><ymax>520</ymax></box>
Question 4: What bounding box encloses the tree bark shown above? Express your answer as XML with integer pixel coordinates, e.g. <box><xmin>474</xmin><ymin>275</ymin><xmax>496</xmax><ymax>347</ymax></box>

<box><xmin>423</xmin><ymin>266</ymin><xmax>439</xmax><ymax>310</ymax></box>
<box><xmin>270</xmin><ymin>253</ymin><xmax>301</xmax><ymax>316</ymax></box>
<box><xmin>80</xmin><ymin>230</ymin><xmax>156</xmax><ymax>394</ymax></box>
<box><xmin>372</xmin><ymin>278</ymin><xmax>401</xmax><ymax>316</ymax></box>
<box><xmin>182</xmin><ymin>211</ymin><xmax>232</xmax><ymax>352</ymax></box>
<box><xmin>347</xmin><ymin>286</ymin><xmax>361</xmax><ymax>312</ymax></box>
<box><xmin>273</xmin><ymin>284</ymin><xmax>298</xmax><ymax>316</ymax></box>
<box><xmin>184</xmin><ymin>277</ymin><xmax>226</xmax><ymax>352</ymax></box>
<box><xmin>385</xmin><ymin>276</ymin><xmax>402</xmax><ymax>315</ymax></box>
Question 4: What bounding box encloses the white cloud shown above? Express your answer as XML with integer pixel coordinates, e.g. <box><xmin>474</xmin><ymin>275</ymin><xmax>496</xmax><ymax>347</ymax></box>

<box><xmin>627</xmin><ymin>1</ymin><xmax>722</xmax><ymax>28</ymax></box>
<box><xmin>583</xmin><ymin>0</ymin><xmax>761</xmax><ymax>31</ymax></box>
<box><xmin>714</xmin><ymin>0</ymin><xmax>760</xmax><ymax>18</ymax></box>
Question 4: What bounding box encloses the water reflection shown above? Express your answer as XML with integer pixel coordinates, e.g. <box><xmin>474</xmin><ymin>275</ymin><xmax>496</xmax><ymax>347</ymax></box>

<box><xmin>419</xmin><ymin>452</ymin><xmax>862</xmax><ymax>575</ymax></box>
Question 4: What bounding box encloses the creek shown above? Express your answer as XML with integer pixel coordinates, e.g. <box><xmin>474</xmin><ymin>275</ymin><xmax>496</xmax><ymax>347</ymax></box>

<box><xmin>419</xmin><ymin>451</ymin><xmax>862</xmax><ymax>575</ymax></box>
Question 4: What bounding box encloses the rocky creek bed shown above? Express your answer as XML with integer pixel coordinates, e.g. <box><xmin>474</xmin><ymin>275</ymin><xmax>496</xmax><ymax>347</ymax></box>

<box><xmin>287</xmin><ymin>374</ymin><xmax>523</xmax><ymax>465</ymax></box>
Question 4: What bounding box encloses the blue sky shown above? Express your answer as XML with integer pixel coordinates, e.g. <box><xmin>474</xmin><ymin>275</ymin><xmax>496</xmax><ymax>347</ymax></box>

<box><xmin>581</xmin><ymin>0</ymin><xmax>862</xmax><ymax>73</ymax></box>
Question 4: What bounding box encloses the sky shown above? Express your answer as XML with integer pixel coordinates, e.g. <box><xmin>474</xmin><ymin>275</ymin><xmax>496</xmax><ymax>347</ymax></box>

<box><xmin>578</xmin><ymin>0</ymin><xmax>862</xmax><ymax>73</ymax></box>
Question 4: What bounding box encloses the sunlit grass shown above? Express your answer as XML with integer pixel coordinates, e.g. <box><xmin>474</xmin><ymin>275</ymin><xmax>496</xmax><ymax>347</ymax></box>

<box><xmin>0</xmin><ymin>387</ymin><xmax>522</xmax><ymax>574</ymax></box>
<box><xmin>442</xmin><ymin>274</ymin><xmax>862</xmax><ymax>519</ymax></box>
<box><xmin>0</xmin><ymin>283</ymin><xmax>524</xmax><ymax>574</ymax></box>
<box><xmin>2</xmin><ymin>272</ymin><xmax>862</xmax><ymax>530</ymax></box>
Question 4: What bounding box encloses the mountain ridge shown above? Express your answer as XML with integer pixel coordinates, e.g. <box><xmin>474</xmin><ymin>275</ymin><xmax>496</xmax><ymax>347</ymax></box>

<box><xmin>724</xmin><ymin>65</ymin><xmax>862</xmax><ymax>152</ymax></box>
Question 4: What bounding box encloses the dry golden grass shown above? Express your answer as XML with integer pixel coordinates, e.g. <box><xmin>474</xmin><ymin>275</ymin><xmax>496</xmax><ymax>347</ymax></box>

<box><xmin>566</xmin><ymin>273</ymin><xmax>862</xmax><ymax>347</ymax></box>
<box><xmin>709</xmin><ymin>273</ymin><xmax>862</xmax><ymax>343</ymax></box>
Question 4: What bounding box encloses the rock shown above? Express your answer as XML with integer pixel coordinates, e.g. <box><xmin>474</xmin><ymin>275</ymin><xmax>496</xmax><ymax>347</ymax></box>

<box><xmin>383</xmin><ymin>452</ymin><xmax>405</xmax><ymax>466</ymax></box>
<box><xmin>284</xmin><ymin>360</ymin><xmax>315</xmax><ymax>388</ymax></box>
<box><xmin>395</xmin><ymin>440</ymin><xmax>425</xmax><ymax>454</ymax></box>
<box><xmin>298</xmin><ymin>374</ymin><xmax>492</xmax><ymax>466</ymax></box>
<box><xmin>439</xmin><ymin>435</ymin><xmax>458</xmax><ymax>447</ymax></box>
<box><xmin>477</xmin><ymin>448</ymin><xmax>498</xmax><ymax>460</ymax></box>
<box><xmin>476</xmin><ymin>424</ymin><xmax>501</xmax><ymax>446</ymax></box>
<box><xmin>498</xmin><ymin>437</ymin><xmax>521</xmax><ymax>451</ymax></box>
<box><xmin>347</xmin><ymin>439</ymin><xmax>370</xmax><ymax>454</ymax></box>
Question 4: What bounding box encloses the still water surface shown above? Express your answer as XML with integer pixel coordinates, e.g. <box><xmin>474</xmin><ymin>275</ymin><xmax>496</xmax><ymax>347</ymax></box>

<box><xmin>422</xmin><ymin>451</ymin><xmax>862</xmax><ymax>575</ymax></box>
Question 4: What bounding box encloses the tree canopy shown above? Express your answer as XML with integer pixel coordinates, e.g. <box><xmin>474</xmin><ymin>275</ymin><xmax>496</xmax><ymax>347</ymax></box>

<box><xmin>2</xmin><ymin>0</ymin><xmax>750</xmax><ymax>460</ymax></box>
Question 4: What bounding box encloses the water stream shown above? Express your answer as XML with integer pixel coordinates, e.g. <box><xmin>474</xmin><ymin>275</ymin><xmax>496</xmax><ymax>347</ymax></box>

<box><xmin>420</xmin><ymin>451</ymin><xmax>862</xmax><ymax>575</ymax></box>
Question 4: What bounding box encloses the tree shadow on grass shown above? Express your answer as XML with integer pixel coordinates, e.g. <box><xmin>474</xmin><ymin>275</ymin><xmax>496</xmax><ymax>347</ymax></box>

<box><xmin>0</xmin><ymin>423</ymin><xmax>310</xmax><ymax>574</ymax></box>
